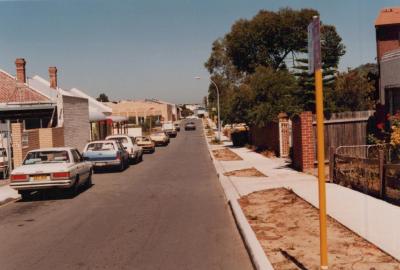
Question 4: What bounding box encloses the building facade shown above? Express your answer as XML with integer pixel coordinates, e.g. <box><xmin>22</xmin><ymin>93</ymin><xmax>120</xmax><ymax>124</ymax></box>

<box><xmin>105</xmin><ymin>99</ymin><xmax>175</xmax><ymax>124</ymax></box>
<box><xmin>375</xmin><ymin>7</ymin><xmax>400</xmax><ymax>110</ymax></box>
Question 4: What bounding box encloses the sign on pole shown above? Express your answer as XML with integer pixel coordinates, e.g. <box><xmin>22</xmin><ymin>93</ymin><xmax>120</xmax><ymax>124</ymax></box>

<box><xmin>308</xmin><ymin>16</ymin><xmax>321</xmax><ymax>74</ymax></box>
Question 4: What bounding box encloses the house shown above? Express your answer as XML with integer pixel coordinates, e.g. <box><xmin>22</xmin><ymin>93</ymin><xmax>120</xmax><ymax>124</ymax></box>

<box><xmin>25</xmin><ymin>69</ymin><xmax>90</xmax><ymax>151</ymax></box>
<box><xmin>0</xmin><ymin>59</ymin><xmax>91</xmax><ymax>167</ymax></box>
<box><xmin>375</xmin><ymin>7</ymin><xmax>400</xmax><ymax>112</ymax></box>
<box><xmin>0</xmin><ymin>59</ymin><xmax>56</xmax><ymax>128</ymax></box>
<box><xmin>69</xmin><ymin>88</ymin><xmax>113</xmax><ymax>140</ymax></box>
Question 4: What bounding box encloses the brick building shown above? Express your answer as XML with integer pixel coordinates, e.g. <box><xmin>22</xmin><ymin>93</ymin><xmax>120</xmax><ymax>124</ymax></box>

<box><xmin>375</xmin><ymin>7</ymin><xmax>400</xmax><ymax>110</ymax></box>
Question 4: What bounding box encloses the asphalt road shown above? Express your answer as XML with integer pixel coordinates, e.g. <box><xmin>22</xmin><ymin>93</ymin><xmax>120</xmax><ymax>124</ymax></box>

<box><xmin>0</xmin><ymin>119</ymin><xmax>253</xmax><ymax>270</ymax></box>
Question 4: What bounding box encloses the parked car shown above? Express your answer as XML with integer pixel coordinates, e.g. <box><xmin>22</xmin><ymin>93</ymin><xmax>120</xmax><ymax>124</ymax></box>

<box><xmin>162</xmin><ymin>122</ymin><xmax>177</xmax><ymax>138</ymax></box>
<box><xmin>185</xmin><ymin>122</ymin><xmax>196</xmax><ymax>131</ymax></box>
<box><xmin>150</xmin><ymin>131</ymin><xmax>169</xmax><ymax>146</ymax></box>
<box><xmin>9</xmin><ymin>147</ymin><xmax>93</xmax><ymax>199</ymax></box>
<box><xmin>136</xmin><ymin>136</ymin><xmax>156</xmax><ymax>153</ymax></box>
<box><xmin>174</xmin><ymin>122</ymin><xmax>181</xmax><ymax>132</ymax></box>
<box><xmin>106</xmin><ymin>134</ymin><xmax>143</xmax><ymax>163</ymax></box>
<box><xmin>0</xmin><ymin>147</ymin><xmax>8</xmax><ymax>179</ymax></box>
<box><xmin>82</xmin><ymin>140</ymin><xmax>129</xmax><ymax>171</ymax></box>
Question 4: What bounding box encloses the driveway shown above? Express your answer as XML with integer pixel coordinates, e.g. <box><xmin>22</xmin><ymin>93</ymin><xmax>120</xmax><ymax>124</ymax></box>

<box><xmin>0</xmin><ymin>119</ymin><xmax>252</xmax><ymax>270</ymax></box>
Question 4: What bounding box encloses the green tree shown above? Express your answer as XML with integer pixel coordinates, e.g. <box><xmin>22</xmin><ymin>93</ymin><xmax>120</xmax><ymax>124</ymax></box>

<box><xmin>247</xmin><ymin>66</ymin><xmax>302</xmax><ymax>126</ymax></box>
<box><xmin>225</xmin><ymin>8</ymin><xmax>319</xmax><ymax>72</ymax></box>
<box><xmin>332</xmin><ymin>67</ymin><xmax>376</xmax><ymax>112</ymax></box>
<box><xmin>96</xmin><ymin>93</ymin><xmax>109</xmax><ymax>102</ymax></box>
<box><xmin>293</xmin><ymin>24</ymin><xmax>346</xmax><ymax>113</ymax></box>
<box><xmin>224</xmin><ymin>83</ymin><xmax>253</xmax><ymax>124</ymax></box>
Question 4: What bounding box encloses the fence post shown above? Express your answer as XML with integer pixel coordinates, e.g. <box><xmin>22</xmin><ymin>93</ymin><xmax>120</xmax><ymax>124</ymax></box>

<box><xmin>329</xmin><ymin>146</ymin><xmax>335</xmax><ymax>183</ymax></box>
<box><xmin>379</xmin><ymin>150</ymin><xmax>385</xmax><ymax>199</ymax></box>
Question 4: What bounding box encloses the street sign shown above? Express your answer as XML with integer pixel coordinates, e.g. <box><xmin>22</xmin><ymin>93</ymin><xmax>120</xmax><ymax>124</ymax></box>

<box><xmin>308</xmin><ymin>16</ymin><xmax>321</xmax><ymax>74</ymax></box>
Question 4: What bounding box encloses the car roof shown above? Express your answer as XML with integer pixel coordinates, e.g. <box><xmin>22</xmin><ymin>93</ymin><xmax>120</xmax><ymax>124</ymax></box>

<box><xmin>87</xmin><ymin>140</ymin><xmax>117</xmax><ymax>144</ymax></box>
<box><xmin>106</xmin><ymin>134</ymin><xmax>129</xmax><ymax>138</ymax></box>
<box><xmin>28</xmin><ymin>147</ymin><xmax>74</xmax><ymax>152</ymax></box>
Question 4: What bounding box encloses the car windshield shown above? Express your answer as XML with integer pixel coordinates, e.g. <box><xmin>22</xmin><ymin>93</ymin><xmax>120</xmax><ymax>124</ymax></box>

<box><xmin>108</xmin><ymin>137</ymin><xmax>128</xmax><ymax>144</ymax></box>
<box><xmin>86</xmin><ymin>142</ymin><xmax>115</xmax><ymax>151</ymax></box>
<box><xmin>23</xmin><ymin>151</ymin><xmax>70</xmax><ymax>165</ymax></box>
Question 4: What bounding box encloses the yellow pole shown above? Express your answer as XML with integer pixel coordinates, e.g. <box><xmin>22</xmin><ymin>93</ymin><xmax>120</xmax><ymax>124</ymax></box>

<box><xmin>315</xmin><ymin>68</ymin><xmax>328</xmax><ymax>269</ymax></box>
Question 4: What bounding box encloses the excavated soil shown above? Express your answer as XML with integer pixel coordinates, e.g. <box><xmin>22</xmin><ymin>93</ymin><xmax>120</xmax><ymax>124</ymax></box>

<box><xmin>239</xmin><ymin>188</ymin><xmax>400</xmax><ymax>270</ymax></box>
<box><xmin>212</xmin><ymin>148</ymin><xmax>243</xmax><ymax>161</ymax></box>
<box><xmin>224</xmin><ymin>167</ymin><xmax>266</xmax><ymax>177</ymax></box>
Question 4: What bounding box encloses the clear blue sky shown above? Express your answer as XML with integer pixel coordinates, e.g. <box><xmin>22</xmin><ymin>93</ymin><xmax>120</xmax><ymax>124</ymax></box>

<box><xmin>0</xmin><ymin>0</ymin><xmax>398</xmax><ymax>104</ymax></box>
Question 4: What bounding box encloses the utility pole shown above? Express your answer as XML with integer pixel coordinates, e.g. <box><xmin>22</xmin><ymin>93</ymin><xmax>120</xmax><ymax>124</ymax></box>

<box><xmin>308</xmin><ymin>15</ymin><xmax>328</xmax><ymax>270</ymax></box>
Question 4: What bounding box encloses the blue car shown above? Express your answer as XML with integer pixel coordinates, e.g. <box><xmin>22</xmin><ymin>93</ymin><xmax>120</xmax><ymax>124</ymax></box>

<box><xmin>82</xmin><ymin>140</ymin><xmax>129</xmax><ymax>172</ymax></box>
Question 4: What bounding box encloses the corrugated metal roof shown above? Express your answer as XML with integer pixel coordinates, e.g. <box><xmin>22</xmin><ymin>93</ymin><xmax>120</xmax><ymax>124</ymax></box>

<box><xmin>375</xmin><ymin>7</ymin><xmax>400</xmax><ymax>26</ymax></box>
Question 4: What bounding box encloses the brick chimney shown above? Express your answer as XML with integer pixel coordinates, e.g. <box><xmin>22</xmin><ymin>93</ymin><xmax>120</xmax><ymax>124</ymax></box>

<box><xmin>15</xmin><ymin>58</ymin><xmax>26</xmax><ymax>83</ymax></box>
<box><xmin>48</xmin><ymin>67</ymin><xmax>58</xmax><ymax>89</ymax></box>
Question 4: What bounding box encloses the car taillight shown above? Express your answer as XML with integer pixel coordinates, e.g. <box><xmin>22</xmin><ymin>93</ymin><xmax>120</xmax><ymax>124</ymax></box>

<box><xmin>51</xmin><ymin>172</ymin><xmax>70</xmax><ymax>180</ymax></box>
<box><xmin>11</xmin><ymin>174</ymin><xmax>28</xmax><ymax>182</ymax></box>
<box><xmin>116</xmin><ymin>152</ymin><xmax>121</xmax><ymax>160</ymax></box>
<box><xmin>0</xmin><ymin>162</ymin><xmax>4</xmax><ymax>166</ymax></box>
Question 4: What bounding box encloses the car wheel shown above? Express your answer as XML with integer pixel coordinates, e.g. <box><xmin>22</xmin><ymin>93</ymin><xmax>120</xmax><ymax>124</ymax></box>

<box><xmin>139</xmin><ymin>153</ymin><xmax>143</xmax><ymax>162</ymax></box>
<box><xmin>86</xmin><ymin>170</ymin><xmax>93</xmax><ymax>188</ymax></box>
<box><xmin>18</xmin><ymin>190</ymin><xmax>32</xmax><ymax>201</ymax></box>
<box><xmin>68</xmin><ymin>176</ymin><xmax>79</xmax><ymax>198</ymax></box>
<box><xmin>119</xmin><ymin>161</ymin><xmax>125</xmax><ymax>171</ymax></box>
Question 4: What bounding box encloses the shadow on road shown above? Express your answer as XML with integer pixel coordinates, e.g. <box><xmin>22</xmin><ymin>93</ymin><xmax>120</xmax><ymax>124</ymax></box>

<box><xmin>16</xmin><ymin>184</ymin><xmax>94</xmax><ymax>203</ymax></box>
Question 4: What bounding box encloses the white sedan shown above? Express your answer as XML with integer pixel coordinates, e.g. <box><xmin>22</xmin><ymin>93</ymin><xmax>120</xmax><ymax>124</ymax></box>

<box><xmin>10</xmin><ymin>147</ymin><xmax>93</xmax><ymax>200</ymax></box>
<box><xmin>150</xmin><ymin>132</ymin><xmax>170</xmax><ymax>146</ymax></box>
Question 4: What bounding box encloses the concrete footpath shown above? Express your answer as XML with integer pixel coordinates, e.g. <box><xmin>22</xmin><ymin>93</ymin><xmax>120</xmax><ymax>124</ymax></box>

<box><xmin>204</xmin><ymin>120</ymin><xmax>400</xmax><ymax>268</ymax></box>
<box><xmin>0</xmin><ymin>184</ymin><xmax>20</xmax><ymax>206</ymax></box>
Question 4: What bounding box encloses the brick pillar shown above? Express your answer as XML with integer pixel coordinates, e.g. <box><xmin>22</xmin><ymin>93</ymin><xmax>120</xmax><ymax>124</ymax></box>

<box><xmin>278</xmin><ymin>113</ymin><xmax>290</xmax><ymax>158</ymax></box>
<box><xmin>292</xmin><ymin>111</ymin><xmax>315</xmax><ymax>172</ymax></box>
<box><xmin>11</xmin><ymin>123</ymin><xmax>23</xmax><ymax>168</ymax></box>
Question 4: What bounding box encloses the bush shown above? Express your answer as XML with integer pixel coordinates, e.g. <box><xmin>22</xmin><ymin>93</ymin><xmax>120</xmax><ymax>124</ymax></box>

<box><xmin>231</xmin><ymin>129</ymin><xmax>249</xmax><ymax>147</ymax></box>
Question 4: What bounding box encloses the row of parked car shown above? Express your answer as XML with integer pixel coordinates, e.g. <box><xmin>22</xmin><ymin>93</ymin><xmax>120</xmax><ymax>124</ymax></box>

<box><xmin>9</xmin><ymin>121</ymin><xmax>196</xmax><ymax>200</ymax></box>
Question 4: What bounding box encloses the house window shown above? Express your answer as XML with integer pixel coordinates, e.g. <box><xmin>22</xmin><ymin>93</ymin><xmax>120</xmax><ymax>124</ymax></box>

<box><xmin>22</xmin><ymin>133</ymin><xmax>29</xmax><ymax>148</ymax></box>
<box><xmin>386</xmin><ymin>87</ymin><xmax>400</xmax><ymax>115</ymax></box>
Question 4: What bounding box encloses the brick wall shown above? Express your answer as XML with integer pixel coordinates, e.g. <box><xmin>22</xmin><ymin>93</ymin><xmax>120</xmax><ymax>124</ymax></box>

<box><xmin>11</xmin><ymin>123</ymin><xmax>40</xmax><ymax>168</ymax></box>
<box><xmin>38</xmin><ymin>127</ymin><xmax>65</xmax><ymax>148</ymax></box>
<box><xmin>11</xmin><ymin>123</ymin><xmax>66</xmax><ymax>168</ymax></box>
<box><xmin>376</xmin><ymin>25</ymin><xmax>400</xmax><ymax>62</ymax></box>
<box><xmin>62</xmin><ymin>95</ymin><xmax>90</xmax><ymax>151</ymax></box>
<box><xmin>292</xmin><ymin>111</ymin><xmax>315</xmax><ymax>172</ymax></box>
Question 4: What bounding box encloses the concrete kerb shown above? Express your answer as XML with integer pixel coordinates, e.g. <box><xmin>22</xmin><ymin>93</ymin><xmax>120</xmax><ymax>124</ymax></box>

<box><xmin>0</xmin><ymin>186</ymin><xmax>21</xmax><ymax>207</ymax></box>
<box><xmin>202</xmin><ymin>120</ymin><xmax>274</xmax><ymax>270</ymax></box>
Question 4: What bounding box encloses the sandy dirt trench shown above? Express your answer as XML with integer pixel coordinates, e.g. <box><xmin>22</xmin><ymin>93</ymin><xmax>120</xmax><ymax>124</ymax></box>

<box><xmin>239</xmin><ymin>188</ymin><xmax>400</xmax><ymax>270</ymax></box>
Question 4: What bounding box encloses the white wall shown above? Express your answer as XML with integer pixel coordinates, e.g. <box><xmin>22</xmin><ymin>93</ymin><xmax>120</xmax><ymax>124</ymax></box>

<box><xmin>62</xmin><ymin>95</ymin><xmax>90</xmax><ymax>151</ymax></box>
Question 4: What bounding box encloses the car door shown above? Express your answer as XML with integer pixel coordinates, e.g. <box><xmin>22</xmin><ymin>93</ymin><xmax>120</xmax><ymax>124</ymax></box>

<box><xmin>130</xmin><ymin>137</ymin><xmax>141</xmax><ymax>156</ymax></box>
<box><xmin>116</xmin><ymin>142</ymin><xmax>128</xmax><ymax>163</ymax></box>
<box><xmin>71</xmin><ymin>149</ymin><xmax>87</xmax><ymax>180</ymax></box>
<box><xmin>75</xmin><ymin>149</ymin><xmax>90</xmax><ymax>179</ymax></box>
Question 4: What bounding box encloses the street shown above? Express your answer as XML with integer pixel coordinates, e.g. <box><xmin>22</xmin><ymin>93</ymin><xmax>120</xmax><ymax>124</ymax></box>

<box><xmin>0</xmin><ymin>120</ymin><xmax>252</xmax><ymax>270</ymax></box>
